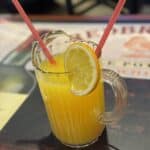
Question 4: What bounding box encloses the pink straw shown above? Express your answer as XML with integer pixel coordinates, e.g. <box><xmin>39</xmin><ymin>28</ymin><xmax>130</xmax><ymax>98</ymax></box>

<box><xmin>12</xmin><ymin>0</ymin><xmax>56</xmax><ymax>64</ymax></box>
<box><xmin>95</xmin><ymin>0</ymin><xmax>126</xmax><ymax>58</ymax></box>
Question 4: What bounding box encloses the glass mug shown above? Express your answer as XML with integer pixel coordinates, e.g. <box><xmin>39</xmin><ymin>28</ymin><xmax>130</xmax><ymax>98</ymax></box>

<box><xmin>32</xmin><ymin>30</ymin><xmax>127</xmax><ymax>148</ymax></box>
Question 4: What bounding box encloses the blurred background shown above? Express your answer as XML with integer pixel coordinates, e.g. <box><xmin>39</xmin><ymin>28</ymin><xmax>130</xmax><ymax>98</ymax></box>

<box><xmin>0</xmin><ymin>0</ymin><xmax>150</xmax><ymax>16</ymax></box>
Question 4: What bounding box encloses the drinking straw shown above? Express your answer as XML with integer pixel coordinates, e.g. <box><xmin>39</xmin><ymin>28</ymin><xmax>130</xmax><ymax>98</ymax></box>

<box><xmin>12</xmin><ymin>0</ymin><xmax>56</xmax><ymax>64</ymax></box>
<box><xmin>95</xmin><ymin>0</ymin><xmax>126</xmax><ymax>58</ymax></box>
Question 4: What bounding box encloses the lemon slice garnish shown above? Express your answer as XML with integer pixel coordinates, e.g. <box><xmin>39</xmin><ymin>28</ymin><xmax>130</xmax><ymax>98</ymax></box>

<box><xmin>65</xmin><ymin>41</ymin><xmax>100</xmax><ymax>96</ymax></box>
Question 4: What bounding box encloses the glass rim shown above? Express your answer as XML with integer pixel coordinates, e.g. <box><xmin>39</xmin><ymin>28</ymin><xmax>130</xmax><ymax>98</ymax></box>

<box><xmin>31</xmin><ymin>30</ymin><xmax>97</xmax><ymax>75</ymax></box>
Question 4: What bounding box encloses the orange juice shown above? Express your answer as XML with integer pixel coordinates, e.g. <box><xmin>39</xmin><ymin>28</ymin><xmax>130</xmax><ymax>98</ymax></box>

<box><xmin>36</xmin><ymin>54</ymin><xmax>105</xmax><ymax>146</ymax></box>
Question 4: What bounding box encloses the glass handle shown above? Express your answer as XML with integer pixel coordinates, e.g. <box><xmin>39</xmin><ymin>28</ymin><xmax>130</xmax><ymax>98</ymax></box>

<box><xmin>99</xmin><ymin>69</ymin><xmax>128</xmax><ymax>124</ymax></box>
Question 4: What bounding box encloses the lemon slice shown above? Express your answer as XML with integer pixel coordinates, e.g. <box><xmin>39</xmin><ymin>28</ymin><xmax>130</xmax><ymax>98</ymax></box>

<box><xmin>65</xmin><ymin>41</ymin><xmax>100</xmax><ymax>96</ymax></box>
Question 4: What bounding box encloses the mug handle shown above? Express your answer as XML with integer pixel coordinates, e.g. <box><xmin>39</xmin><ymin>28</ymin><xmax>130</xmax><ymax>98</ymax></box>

<box><xmin>99</xmin><ymin>69</ymin><xmax>128</xmax><ymax>124</ymax></box>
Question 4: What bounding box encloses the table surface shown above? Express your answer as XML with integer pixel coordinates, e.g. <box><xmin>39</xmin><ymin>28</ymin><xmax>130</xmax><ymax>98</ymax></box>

<box><xmin>0</xmin><ymin>15</ymin><xmax>150</xmax><ymax>150</ymax></box>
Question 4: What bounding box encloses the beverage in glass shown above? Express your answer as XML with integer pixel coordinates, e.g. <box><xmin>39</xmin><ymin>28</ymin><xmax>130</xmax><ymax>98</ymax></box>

<box><xmin>32</xmin><ymin>30</ymin><xmax>127</xmax><ymax>148</ymax></box>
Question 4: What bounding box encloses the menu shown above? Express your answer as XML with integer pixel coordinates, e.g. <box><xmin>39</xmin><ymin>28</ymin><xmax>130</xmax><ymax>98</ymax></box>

<box><xmin>0</xmin><ymin>20</ymin><xmax>150</xmax><ymax>79</ymax></box>
<box><xmin>0</xmin><ymin>19</ymin><xmax>149</xmax><ymax>130</ymax></box>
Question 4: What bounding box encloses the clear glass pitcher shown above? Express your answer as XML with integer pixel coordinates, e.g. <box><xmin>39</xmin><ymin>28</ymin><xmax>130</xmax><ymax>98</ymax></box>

<box><xmin>32</xmin><ymin>30</ymin><xmax>127</xmax><ymax>148</ymax></box>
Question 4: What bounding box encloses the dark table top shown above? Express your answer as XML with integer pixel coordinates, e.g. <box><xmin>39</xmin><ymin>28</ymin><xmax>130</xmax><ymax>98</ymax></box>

<box><xmin>0</xmin><ymin>78</ymin><xmax>150</xmax><ymax>150</ymax></box>
<box><xmin>0</xmin><ymin>15</ymin><xmax>150</xmax><ymax>150</ymax></box>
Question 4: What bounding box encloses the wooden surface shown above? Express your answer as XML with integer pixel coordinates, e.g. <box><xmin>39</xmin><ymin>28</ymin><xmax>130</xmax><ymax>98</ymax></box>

<box><xmin>2</xmin><ymin>14</ymin><xmax>150</xmax><ymax>22</ymax></box>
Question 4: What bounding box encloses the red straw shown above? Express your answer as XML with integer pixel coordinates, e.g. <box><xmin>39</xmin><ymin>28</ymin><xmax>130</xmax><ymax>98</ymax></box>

<box><xmin>95</xmin><ymin>0</ymin><xmax>126</xmax><ymax>58</ymax></box>
<box><xmin>12</xmin><ymin>0</ymin><xmax>56</xmax><ymax>64</ymax></box>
